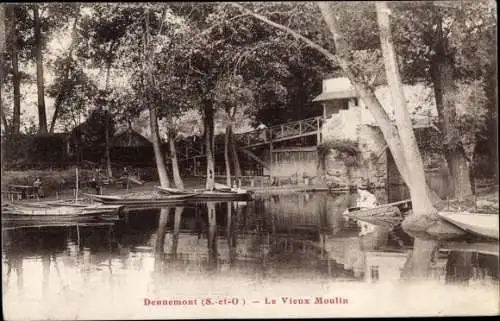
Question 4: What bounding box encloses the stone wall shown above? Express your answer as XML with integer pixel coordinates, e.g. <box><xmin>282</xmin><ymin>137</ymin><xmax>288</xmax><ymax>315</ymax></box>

<box><xmin>321</xmin><ymin>109</ymin><xmax>388</xmax><ymax>189</ymax></box>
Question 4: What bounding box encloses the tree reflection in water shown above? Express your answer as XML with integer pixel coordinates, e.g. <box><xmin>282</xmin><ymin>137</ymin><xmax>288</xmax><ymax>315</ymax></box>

<box><xmin>2</xmin><ymin>191</ymin><xmax>498</xmax><ymax>318</ymax></box>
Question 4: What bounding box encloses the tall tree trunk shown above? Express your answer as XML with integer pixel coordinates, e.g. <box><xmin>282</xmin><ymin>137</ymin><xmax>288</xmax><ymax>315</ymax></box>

<box><xmin>104</xmin><ymin>108</ymin><xmax>113</xmax><ymax>177</ymax></box>
<box><xmin>376</xmin><ymin>2</ymin><xmax>443</xmax><ymax>280</ymax></box>
<box><xmin>376</xmin><ymin>2</ymin><xmax>435</xmax><ymax>216</ymax></box>
<box><xmin>429</xmin><ymin>11</ymin><xmax>472</xmax><ymax>200</ymax></box>
<box><xmin>0</xmin><ymin>4</ymin><xmax>7</xmax><ymax>131</ymax></box>
<box><xmin>33</xmin><ymin>4</ymin><xmax>47</xmax><ymax>134</ymax></box>
<box><xmin>49</xmin><ymin>14</ymin><xmax>79</xmax><ymax>133</ymax></box>
<box><xmin>145</xmin><ymin>11</ymin><xmax>169</xmax><ymax>187</ymax></box>
<box><xmin>204</xmin><ymin>102</ymin><xmax>215</xmax><ymax>190</ymax></box>
<box><xmin>168</xmin><ymin>128</ymin><xmax>184</xmax><ymax>189</ymax></box>
<box><xmin>483</xmin><ymin>68</ymin><xmax>498</xmax><ymax>181</ymax></box>
<box><xmin>229</xmin><ymin>125</ymin><xmax>242</xmax><ymax>177</ymax></box>
<box><xmin>104</xmin><ymin>61</ymin><xmax>113</xmax><ymax>178</ymax></box>
<box><xmin>149</xmin><ymin>105</ymin><xmax>169</xmax><ymax>187</ymax></box>
<box><xmin>488</xmin><ymin>71</ymin><xmax>498</xmax><ymax>181</ymax></box>
<box><xmin>224</xmin><ymin>125</ymin><xmax>231</xmax><ymax>186</ymax></box>
<box><xmin>446</xmin><ymin>148</ymin><xmax>472</xmax><ymax>198</ymax></box>
<box><xmin>8</xmin><ymin>6</ymin><xmax>20</xmax><ymax>134</ymax></box>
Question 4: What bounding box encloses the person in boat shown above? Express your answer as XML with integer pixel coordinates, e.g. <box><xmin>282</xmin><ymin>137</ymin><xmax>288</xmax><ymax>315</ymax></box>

<box><xmin>33</xmin><ymin>178</ymin><xmax>44</xmax><ymax>198</ymax></box>
<box><xmin>357</xmin><ymin>187</ymin><xmax>378</xmax><ymax>208</ymax></box>
<box><xmin>342</xmin><ymin>186</ymin><xmax>379</xmax><ymax>234</ymax></box>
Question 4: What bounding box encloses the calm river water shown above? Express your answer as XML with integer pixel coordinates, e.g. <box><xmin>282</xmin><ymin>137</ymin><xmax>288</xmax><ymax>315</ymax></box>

<box><xmin>2</xmin><ymin>191</ymin><xmax>499</xmax><ymax>319</ymax></box>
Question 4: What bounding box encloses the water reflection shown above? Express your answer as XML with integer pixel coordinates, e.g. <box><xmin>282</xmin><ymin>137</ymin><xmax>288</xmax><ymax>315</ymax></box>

<box><xmin>2</xmin><ymin>191</ymin><xmax>498</xmax><ymax>318</ymax></box>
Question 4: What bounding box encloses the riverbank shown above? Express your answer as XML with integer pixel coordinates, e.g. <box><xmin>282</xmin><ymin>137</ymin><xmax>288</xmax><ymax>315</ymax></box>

<box><xmin>2</xmin><ymin>169</ymin><xmax>498</xmax><ymax>209</ymax></box>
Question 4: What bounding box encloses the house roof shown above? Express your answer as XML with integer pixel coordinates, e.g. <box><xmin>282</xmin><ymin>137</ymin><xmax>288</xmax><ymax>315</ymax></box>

<box><xmin>313</xmin><ymin>77</ymin><xmax>358</xmax><ymax>102</ymax></box>
<box><xmin>313</xmin><ymin>90</ymin><xmax>358</xmax><ymax>102</ymax></box>
<box><xmin>111</xmin><ymin>127</ymin><xmax>152</xmax><ymax>147</ymax></box>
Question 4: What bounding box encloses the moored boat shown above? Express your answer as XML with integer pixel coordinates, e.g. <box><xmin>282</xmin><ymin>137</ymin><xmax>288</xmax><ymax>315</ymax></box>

<box><xmin>1</xmin><ymin>203</ymin><xmax>122</xmax><ymax>221</ymax></box>
<box><xmin>155</xmin><ymin>186</ymin><xmax>252</xmax><ymax>201</ymax></box>
<box><xmin>438</xmin><ymin>211</ymin><xmax>499</xmax><ymax>240</ymax></box>
<box><xmin>82</xmin><ymin>192</ymin><xmax>197</xmax><ymax>205</ymax></box>
<box><xmin>346</xmin><ymin>198</ymin><xmax>412</xmax><ymax>215</ymax></box>
<box><xmin>154</xmin><ymin>186</ymin><xmax>195</xmax><ymax>195</ymax></box>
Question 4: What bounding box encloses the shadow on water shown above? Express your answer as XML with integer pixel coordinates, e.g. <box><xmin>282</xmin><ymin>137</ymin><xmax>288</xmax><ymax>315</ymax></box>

<box><xmin>2</xmin><ymin>189</ymin><xmax>498</xmax><ymax>299</ymax></box>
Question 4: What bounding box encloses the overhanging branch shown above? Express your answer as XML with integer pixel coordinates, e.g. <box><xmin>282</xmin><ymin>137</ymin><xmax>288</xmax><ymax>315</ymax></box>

<box><xmin>230</xmin><ymin>3</ymin><xmax>338</xmax><ymax>66</ymax></box>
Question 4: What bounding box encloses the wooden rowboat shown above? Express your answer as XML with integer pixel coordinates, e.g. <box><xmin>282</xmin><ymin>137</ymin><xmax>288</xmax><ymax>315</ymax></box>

<box><xmin>155</xmin><ymin>186</ymin><xmax>252</xmax><ymax>201</ymax></box>
<box><xmin>347</xmin><ymin>198</ymin><xmax>412</xmax><ymax>214</ymax></box>
<box><xmin>82</xmin><ymin>192</ymin><xmax>197</xmax><ymax>205</ymax></box>
<box><xmin>155</xmin><ymin>186</ymin><xmax>195</xmax><ymax>195</ymax></box>
<box><xmin>2</xmin><ymin>203</ymin><xmax>121</xmax><ymax>221</ymax></box>
<box><xmin>438</xmin><ymin>212</ymin><xmax>499</xmax><ymax>240</ymax></box>
<box><xmin>345</xmin><ymin>205</ymin><xmax>403</xmax><ymax>228</ymax></box>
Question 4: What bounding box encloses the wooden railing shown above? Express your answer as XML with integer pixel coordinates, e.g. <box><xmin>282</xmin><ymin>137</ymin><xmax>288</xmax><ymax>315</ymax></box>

<box><xmin>269</xmin><ymin>116</ymin><xmax>323</xmax><ymax>141</ymax></box>
<box><xmin>233</xmin><ymin>116</ymin><xmax>323</xmax><ymax>148</ymax></box>
<box><xmin>178</xmin><ymin>116</ymin><xmax>324</xmax><ymax>161</ymax></box>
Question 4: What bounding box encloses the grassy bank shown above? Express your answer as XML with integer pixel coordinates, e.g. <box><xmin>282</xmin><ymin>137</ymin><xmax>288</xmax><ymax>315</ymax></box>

<box><xmin>2</xmin><ymin>168</ymin><xmax>97</xmax><ymax>196</ymax></box>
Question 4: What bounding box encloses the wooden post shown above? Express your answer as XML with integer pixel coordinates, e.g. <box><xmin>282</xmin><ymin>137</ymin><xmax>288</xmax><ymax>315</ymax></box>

<box><xmin>269</xmin><ymin>142</ymin><xmax>273</xmax><ymax>178</ymax></box>
<box><xmin>316</xmin><ymin>117</ymin><xmax>321</xmax><ymax>144</ymax></box>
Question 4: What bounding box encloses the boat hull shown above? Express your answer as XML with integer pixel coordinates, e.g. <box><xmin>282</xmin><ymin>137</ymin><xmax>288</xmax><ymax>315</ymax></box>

<box><xmin>154</xmin><ymin>186</ymin><xmax>193</xmax><ymax>195</ymax></box>
<box><xmin>82</xmin><ymin>192</ymin><xmax>198</xmax><ymax>205</ymax></box>
<box><xmin>156</xmin><ymin>186</ymin><xmax>252</xmax><ymax>201</ymax></box>
<box><xmin>438</xmin><ymin>212</ymin><xmax>499</xmax><ymax>240</ymax></box>
<box><xmin>1</xmin><ymin>203</ymin><xmax>122</xmax><ymax>220</ymax></box>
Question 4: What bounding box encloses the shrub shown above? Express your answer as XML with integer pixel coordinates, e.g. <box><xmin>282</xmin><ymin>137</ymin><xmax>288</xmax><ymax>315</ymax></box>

<box><xmin>318</xmin><ymin>139</ymin><xmax>361</xmax><ymax>167</ymax></box>
<box><xmin>2</xmin><ymin>168</ymin><xmax>96</xmax><ymax>195</ymax></box>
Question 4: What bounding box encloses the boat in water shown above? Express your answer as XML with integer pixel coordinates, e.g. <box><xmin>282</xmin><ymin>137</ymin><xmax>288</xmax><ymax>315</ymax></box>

<box><xmin>438</xmin><ymin>211</ymin><xmax>499</xmax><ymax>240</ymax></box>
<box><xmin>155</xmin><ymin>185</ymin><xmax>253</xmax><ymax>201</ymax></box>
<box><xmin>1</xmin><ymin>203</ymin><xmax>122</xmax><ymax>221</ymax></box>
<box><xmin>82</xmin><ymin>192</ymin><xmax>197</xmax><ymax>205</ymax></box>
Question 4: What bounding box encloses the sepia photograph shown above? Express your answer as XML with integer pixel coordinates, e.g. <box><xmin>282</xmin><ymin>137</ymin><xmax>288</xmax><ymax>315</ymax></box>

<box><xmin>1</xmin><ymin>1</ymin><xmax>498</xmax><ymax>319</ymax></box>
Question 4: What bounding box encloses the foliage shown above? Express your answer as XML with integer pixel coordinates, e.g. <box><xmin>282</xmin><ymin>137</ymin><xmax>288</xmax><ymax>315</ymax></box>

<box><xmin>2</xmin><ymin>168</ymin><xmax>96</xmax><ymax>193</ymax></box>
<box><xmin>318</xmin><ymin>139</ymin><xmax>360</xmax><ymax>157</ymax></box>
<box><xmin>2</xmin><ymin>133</ymin><xmax>69</xmax><ymax>168</ymax></box>
<box><xmin>71</xmin><ymin>107</ymin><xmax>115</xmax><ymax>148</ymax></box>
<box><xmin>213</xmin><ymin>74</ymin><xmax>255</xmax><ymax>126</ymax></box>
<box><xmin>46</xmin><ymin>57</ymin><xmax>98</xmax><ymax>131</ymax></box>
<box><xmin>453</xmin><ymin>80</ymin><xmax>489</xmax><ymax>160</ymax></box>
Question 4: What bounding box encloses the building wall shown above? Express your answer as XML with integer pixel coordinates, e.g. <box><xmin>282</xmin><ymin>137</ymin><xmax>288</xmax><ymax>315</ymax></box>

<box><xmin>270</xmin><ymin>149</ymin><xmax>318</xmax><ymax>178</ymax></box>
<box><xmin>321</xmin><ymin>107</ymin><xmax>387</xmax><ymax>188</ymax></box>
<box><xmin>319</xmin><ymin>81</ymin><xmax>441</xmax><ymax>189</ymax></box>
